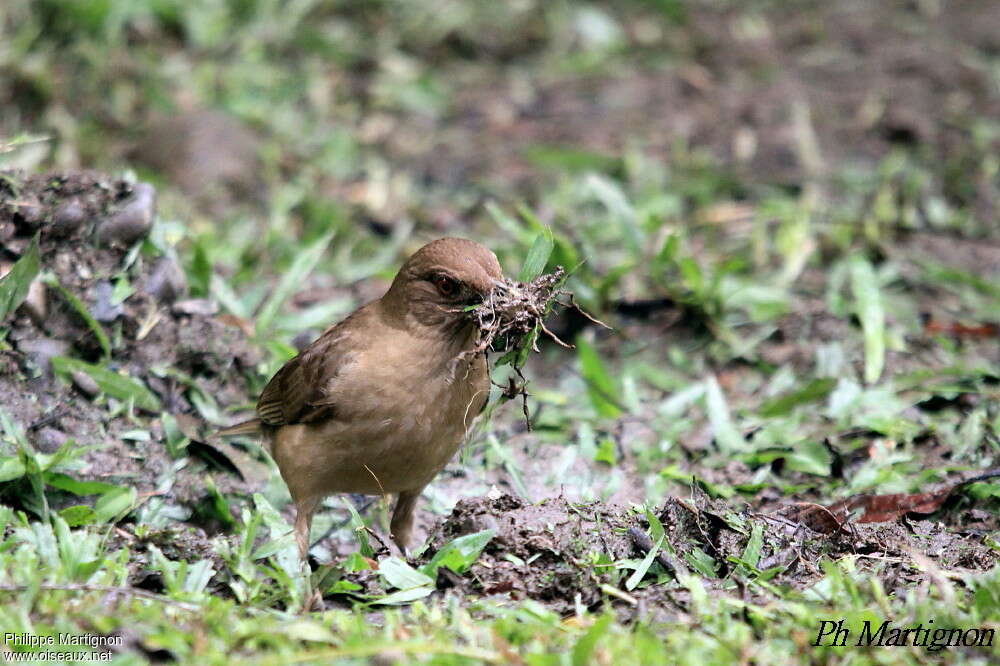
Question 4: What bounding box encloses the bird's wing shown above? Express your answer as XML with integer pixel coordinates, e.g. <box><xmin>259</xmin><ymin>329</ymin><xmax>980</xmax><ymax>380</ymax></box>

<box><xmin>256</xmin><ymin>316</ymin><xmax>355</xmax><ymax>426</ymax></box>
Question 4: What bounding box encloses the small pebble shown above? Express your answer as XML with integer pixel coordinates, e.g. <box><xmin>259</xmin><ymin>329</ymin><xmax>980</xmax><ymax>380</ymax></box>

<box><xmin>459</xmin><ymin>514</ymin><xmax>500</xmax><ymax>535</ymax></box>
<box><xmin>22</xmin><ymin>279</ymin><xmax>47</xmax><ymax>324</ymax></box>
<box><xmin>15</xmin><ymin>337</ymin><xmax>71</xmax><ymax>372</ymax></box>
<box><xmin>71</xmin><ymin>370</ymin><xmax>100</xmax><ymax>397</ymax></box>
<box><xmin>171</xmin><ymin>298</ymin><xmax>219</xmax><ymax>317</ymax></box>
<box><xmin>89</xmin><ymin>281</ymin><xmax>124</xmax><ymax>323</ymax></box>
<box><xmin>50</xmin><ymin>199</ymin><xmax>88</xmax><ymax>238</ymax></box>
<box><xmin>34</xmin><ymin>427</ymin><xmax>69</xmax><ymax>453</ymax></box>
<box><xmin>97</xmin><ymin>182</ymin><xmax>156</xmax><ymax>245</ymax></box>
<box><xmin>143</xmin><ymin>256</ymin><xmax>188</xmax><ymax>303</ymax></box>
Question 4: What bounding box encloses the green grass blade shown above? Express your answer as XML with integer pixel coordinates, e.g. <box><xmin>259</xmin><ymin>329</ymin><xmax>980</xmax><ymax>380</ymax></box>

<box><xmin>44</xmin><ymin>275</ymin><xmax>112</xmax><ymax>359</ymax></box>
<box><xmin>758</xmin><ymin>378</ymin><xmax>837</xmax><ymax>417</ymax></box>
<box><xmin>576</xmin><ymin>336</ymin><xmax>622</xmax><ymax>419</ymax></box>
<box><xmin>518</xmin><ymin>228</ymin><xmax>554</xmax><ymax>282</ymax></box>
<box><xmin>626</xmin><ymin>536</ymin><xmax>663</xmax><ymax>591</ymax></box>
<box><xmin>379</xmin><ymin>557</ymin><xmax>434</xmax><ymax>590</ymax></box>
<box><xmin>740</xmin><ymin>522</ymin><xmax>764</xmax><ymax>570</ymax></box>
<box><xmin>704</xmin><ymin>375</ymin><xmax>744</xmax><ymax>453</ymax></box>
<box><xmin>50</xmin><ymin>357</ymin><xmax>161</xmax><ymax>412</ymax></box>
<box><xmin>256</xmin><ymin>232</ymin><xmax>334</xmax><ymax>335</ymax></box>
<box><xmin>0</xmin><ymin>234</ymin><xmax>40</xmax><ymax>322</ymax></box>
<box><xmin>849</xmin><ymin>257</ymin><xmax>885</xmax><ymax>384</ymax></box>
<box><xmin>419</xmin><ymin>530</ymin><xmax>494</xmax><ymax>578</ymax></box>
<box><xmin>571</xmin><ymin>614</ymin><xmax>613</xmax><ymax>666</ymax></box>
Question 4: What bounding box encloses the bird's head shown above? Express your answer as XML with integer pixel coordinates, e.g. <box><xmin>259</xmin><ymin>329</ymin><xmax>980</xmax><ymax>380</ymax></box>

<box><xmin>383</xmin><ymin>237</ymin><xmax>504</xmax><ymax>335</ymax></box>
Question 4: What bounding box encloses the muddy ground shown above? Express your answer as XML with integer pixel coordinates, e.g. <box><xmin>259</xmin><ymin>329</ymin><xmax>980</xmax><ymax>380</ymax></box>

<box><xmin>0</xmin><ymin>171</ymin><xmax>261</xmax><ymax>518</ymax></box>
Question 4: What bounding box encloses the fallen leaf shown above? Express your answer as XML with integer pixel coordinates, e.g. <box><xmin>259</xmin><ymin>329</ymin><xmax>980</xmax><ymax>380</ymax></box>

<box><xmin>776</xmin><ymin>469</ymin><xmax>1000</xmax><ymax>533</ymax></box>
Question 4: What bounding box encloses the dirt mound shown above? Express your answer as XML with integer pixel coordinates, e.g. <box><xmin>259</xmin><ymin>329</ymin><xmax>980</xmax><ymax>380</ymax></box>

<box><xmin>402</xmin><ymin>490</ymin><xmax>998</xmax><ymax>617</ymax></box>
<box><xmin>0</xmin><ymin>170</ymin><xmax>260</xmax><ymax>522</ymax></box>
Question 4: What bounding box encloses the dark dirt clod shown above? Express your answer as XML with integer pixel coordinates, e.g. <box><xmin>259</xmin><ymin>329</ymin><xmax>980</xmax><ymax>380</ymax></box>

<box><xmin>421</xmin><ymin>493</ymin><xmax>636</xmax><ymax>614</ymax></box>
<box><xmin>51</xmin><ymin>199</ymin><xmax>88</xmax><ymax>238</ymax></box>
<box><xmin>143</xmin><ymin>257</ymin><xmax>188</xmax><ymax>304</ymax></box>
<box><xmin>97</xmin><ymin>182</ymin><xmax>156</xmax><ymax>246</ymax></box>
<box><xmin>400</xmin><ymin>490</ymin><xmax>998</xmax><ymax>619</ymax></box>
<box><xmin>0</xmin><ymin>169</ymin><xmax>261</xmax><ymax>522</ymax></box>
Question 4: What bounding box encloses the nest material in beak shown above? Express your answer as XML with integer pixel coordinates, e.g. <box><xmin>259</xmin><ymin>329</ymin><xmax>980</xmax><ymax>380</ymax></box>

<box><xmin>465</xmin><ymin>267</ymin><xmax>608</xmax><ymax>431</ymax></box>
<box><xmin>469</xmin><ymin>267</ymin><xmax>572</xmax><ymax>357</ymax></box>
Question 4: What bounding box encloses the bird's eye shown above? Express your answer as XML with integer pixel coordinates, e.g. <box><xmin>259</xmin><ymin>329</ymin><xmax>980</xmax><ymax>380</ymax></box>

<box><xmin>433</xmin><ymin>275</ymin><xmax>458</xmax><ymax>297</ymax></box>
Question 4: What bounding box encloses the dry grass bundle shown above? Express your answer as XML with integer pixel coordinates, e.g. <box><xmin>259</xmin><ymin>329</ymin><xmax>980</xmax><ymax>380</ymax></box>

<box><xmin>464</xmin><ymin>267</ymin><xmax>607</xmax><ymax>428</ymax></box>
<box><xmin>470</xmin><ymin>267</ymin><xmax>570</xmax><ymax>357</ymax></box>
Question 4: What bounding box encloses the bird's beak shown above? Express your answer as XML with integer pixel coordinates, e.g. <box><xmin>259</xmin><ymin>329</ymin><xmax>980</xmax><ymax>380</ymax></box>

<box><xmin>467</xmin><ymin>278</ymin><xmax>506</xmax><ymax>308</ymax></box>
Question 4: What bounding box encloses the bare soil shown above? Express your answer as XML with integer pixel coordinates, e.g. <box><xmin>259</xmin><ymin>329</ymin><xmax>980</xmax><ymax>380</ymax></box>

<box><xmin>332</xmin><ymin>489</ymin><xmax>997</xmax><ymax>617</ymax></box>
<box><xmin>376</xmin><ymin>0</ymin><xmax>999</xmax><ymax>227</ymax></box>
<box><xmin>0</xmin><ymin>171</ymin><xmax>260</xmax><ymax>520</ymax></box>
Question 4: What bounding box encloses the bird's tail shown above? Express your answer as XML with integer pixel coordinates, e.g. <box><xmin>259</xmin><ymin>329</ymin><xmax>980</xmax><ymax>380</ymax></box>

<box><xmin>216</xmin><ymin>418</ymin><xmax>263</xmax><ymax>437</ymax></box>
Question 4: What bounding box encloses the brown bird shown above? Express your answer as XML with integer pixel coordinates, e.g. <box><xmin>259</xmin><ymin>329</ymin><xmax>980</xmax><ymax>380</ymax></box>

<box><xmin>219</xmin><ymin>238</ymin><xmax>503</xmax><ymax>558</ymax></box>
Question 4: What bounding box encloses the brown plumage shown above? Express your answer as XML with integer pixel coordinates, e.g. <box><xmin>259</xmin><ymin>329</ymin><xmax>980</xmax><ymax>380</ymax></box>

<box><xmin>219</xmin><ymin>238</ymin><xmax>503</xmax><ymax>558</ymax></box>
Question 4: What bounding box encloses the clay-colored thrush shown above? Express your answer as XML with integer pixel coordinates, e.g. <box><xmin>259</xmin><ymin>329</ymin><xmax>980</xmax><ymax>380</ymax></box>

<box><xmin>220</xmin><ymin>238</ymin><xmax>502</xmax><ymax>557</ymax></box>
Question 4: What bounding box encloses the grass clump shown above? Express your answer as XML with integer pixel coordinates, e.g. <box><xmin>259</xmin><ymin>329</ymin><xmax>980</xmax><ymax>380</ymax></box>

<box><xmin>470</xmin><ymin>266</ymin><xmax>569</xmax><ymax>357</ymax></box>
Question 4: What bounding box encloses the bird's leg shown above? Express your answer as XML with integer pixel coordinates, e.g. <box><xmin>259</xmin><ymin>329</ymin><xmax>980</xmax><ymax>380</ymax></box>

<box><xmin>289</xmin><ymin>495</ymin><xmax>322</xmax><ymax>613</ymax></box>
<box><xmin>293</xmin><ymin>495</ymin><xmax>321</xmax><ymax>560</ymax></box>
<box><xmin>389</xmin><ymin>487</ymin><xmax>425</xmax><ymax>554</ymax></box>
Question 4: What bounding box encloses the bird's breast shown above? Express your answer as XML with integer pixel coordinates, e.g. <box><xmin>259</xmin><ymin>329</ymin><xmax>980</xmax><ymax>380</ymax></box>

<box><xmin>278</xmin><ymin>343</ymin><xmax>487</xmax><ymax>496</ymax></box>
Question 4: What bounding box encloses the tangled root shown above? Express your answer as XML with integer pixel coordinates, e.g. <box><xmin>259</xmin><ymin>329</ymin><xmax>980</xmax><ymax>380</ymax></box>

<box><xmin>463</xmin><ymin>267</ymin><xmax>607</xmax><ymax>429</ymax></box>
<box><xmin>470</xmin><ymin>267</ymin><xmax>569</xmax><ymax>356</ymax></box>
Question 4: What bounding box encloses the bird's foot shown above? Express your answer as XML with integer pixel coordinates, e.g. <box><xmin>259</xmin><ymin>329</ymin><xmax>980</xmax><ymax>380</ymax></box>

<box><xmin>298</xmin><ymin>588</ymin><xmax>324</xmax><ymax>614</ymax></box>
